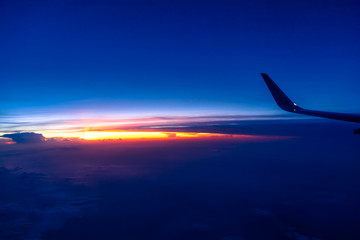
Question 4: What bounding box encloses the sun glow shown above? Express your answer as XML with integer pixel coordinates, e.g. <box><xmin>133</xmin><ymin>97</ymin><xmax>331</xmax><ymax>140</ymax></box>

<box><xmin>79</xmin><ymin>131</ymin><xmax>245</xmax><ymax>140</ymax></box>
<box><xmin>81</xmin><ymin>131</ymin><xmax>168</xmax><ymax>140</ymax></box>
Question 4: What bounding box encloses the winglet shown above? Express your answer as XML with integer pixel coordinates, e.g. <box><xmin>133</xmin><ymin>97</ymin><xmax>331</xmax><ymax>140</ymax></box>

<box><xmin>261</xmin><ymin>73</ymin><xmax>360</xmax><ymax>126</ymax></box>
<box><xmin>261</xmin><ymin>73</ymin><xmax>300</xmax><ymax>113</ymax></box>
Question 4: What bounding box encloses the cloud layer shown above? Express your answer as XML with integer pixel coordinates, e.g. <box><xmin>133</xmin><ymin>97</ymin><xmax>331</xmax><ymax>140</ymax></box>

<box><xmin>2</xmin><ymin>132</ymin><xmax>45</xmax><ymax>144</ymax></box>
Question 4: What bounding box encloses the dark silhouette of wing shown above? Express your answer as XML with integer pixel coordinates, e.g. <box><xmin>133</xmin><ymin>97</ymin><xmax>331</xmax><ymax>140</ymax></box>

<box><xmin>261</xmin><ymin>73</ymin><xmax>360</xmax><ymax>123</ymax></box>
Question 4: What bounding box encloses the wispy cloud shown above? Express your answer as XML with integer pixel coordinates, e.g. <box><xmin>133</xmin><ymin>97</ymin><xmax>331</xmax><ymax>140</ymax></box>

<box><xmin>1</xmin><ymin>112</ymin><xmax>299</xmax><ymax>138</ymax></box>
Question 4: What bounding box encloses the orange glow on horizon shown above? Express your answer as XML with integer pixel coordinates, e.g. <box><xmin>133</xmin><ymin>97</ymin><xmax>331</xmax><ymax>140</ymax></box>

<box><xmin>81</xmin><ymin>131</ymin><xmax>169</xmax><ymax>140</ymax></box>
<box><xmin>79</xmin><ymin>131</ymin><xmax>255</xmax><ymax>141</ymax></box>
<box><xmin>1</xmin><ymin>129</ymin><xmax>290</xmax><ymax>143</ymax></box>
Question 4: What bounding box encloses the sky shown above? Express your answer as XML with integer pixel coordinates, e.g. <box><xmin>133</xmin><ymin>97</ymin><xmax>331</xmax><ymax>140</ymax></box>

<box><xmin>1</xmin><ymin>1</ymin><xmax>360</xmax><ymax>239</ymax></box>
<box><xmin>1</xmin><ymin>0</ymin><xmax>360</xmax><ymax>138</ymax></box>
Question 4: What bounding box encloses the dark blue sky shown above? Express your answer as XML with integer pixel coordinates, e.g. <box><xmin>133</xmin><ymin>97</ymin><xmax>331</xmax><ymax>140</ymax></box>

<box><xmin>1</xmin><ymin>0</ymin><xmax>360</xmax><ymax>114</ymax></box>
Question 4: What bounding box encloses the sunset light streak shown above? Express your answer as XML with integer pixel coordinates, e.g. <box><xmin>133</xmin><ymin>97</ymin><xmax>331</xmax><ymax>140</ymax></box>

<box><xmin>1</xmin><ymin>113</ymin><xmax>296</xmax><ymax>142</ymax></box>
<box><xmin>79</xmin><ymin>131</ymin><xmax>254</xmax><ymax>141</ymax></box>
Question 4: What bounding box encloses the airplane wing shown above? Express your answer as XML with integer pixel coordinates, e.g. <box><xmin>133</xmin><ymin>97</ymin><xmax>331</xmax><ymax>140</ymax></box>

<box><xmin>261</xmin><ymin>73</ymin><xmax>360</xmax><ymax>124</ymax></box>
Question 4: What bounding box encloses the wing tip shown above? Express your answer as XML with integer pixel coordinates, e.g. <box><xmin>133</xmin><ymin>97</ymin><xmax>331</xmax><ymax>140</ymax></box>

<box><xmin>260</xmin><ymin>73</ymin><xmax>299</xmax><ymax>112</ymax></box>
<box><xmin>260</xmin><ymin>73</ymin><xmax>268</xmax><ymax>78</ymax></box>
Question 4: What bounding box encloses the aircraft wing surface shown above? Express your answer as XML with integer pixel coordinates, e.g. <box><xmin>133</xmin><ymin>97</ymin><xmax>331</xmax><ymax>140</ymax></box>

<box><xmin>261</xmin><ymin>73</ymin><xmax>360</xmax><ymax>124</ymax></box>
